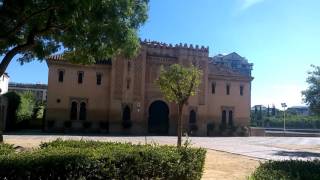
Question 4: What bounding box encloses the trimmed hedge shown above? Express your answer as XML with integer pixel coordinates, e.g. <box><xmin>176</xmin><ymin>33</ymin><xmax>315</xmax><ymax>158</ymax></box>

<box><xmin>0</xmin><ymin>143</ymin><xmax>15</xmax><ymax>155</ymax></box>
<box><xmin>0</xmin><ymin>139</ymin><xmax>206</xmax><ymax>179</ymax></box>
<box><xmin>249</xmin><ymin>160</ymin><xmax>320</xmax><ymax>180</ymax></box>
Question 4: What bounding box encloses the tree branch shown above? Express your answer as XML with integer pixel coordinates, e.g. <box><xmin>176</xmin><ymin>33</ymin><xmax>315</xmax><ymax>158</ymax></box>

<box><xmin>0</xmin><ymin>29</ymin><xmax>36</xmax><ymax>76</ymax></box>
<box><xmin>0</xmin><ymin>5</ymin><xmax>59</xmax><ymax>41</ymax></box>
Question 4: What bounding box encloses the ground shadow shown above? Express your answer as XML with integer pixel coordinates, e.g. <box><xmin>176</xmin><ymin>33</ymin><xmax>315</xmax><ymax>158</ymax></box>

<box><xmin>274</xmin><ymin>150</ymin><xmax>320</xmax><ymax>158</ymax></box>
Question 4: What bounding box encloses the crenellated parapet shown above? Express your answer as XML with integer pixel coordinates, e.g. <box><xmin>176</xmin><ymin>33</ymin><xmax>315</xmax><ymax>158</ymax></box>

<box><xmin>140</xmin><ymin>39</ymin><xmax>209</xmax><ymax>57</ymax></box>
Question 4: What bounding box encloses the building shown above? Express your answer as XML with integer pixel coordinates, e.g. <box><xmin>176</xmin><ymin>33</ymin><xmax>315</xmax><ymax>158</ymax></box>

<box><xmin>45</xmin><ymin>40</ymin><xmax>253</xmax><ymax>135</ymax></box>
<box><xmin>0</xmin><ymin>73</ymin><xmax>9</xmax><ymax>95</ymax></box>
<box><xmin>8</xmin><ymin>83</ymin><xmax>47</xmax><ymax>102</ymax></box>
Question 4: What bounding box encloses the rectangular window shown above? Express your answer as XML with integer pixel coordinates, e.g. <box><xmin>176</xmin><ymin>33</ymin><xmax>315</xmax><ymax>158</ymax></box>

<box><xmin>226</xmin><ymin>84</ymin><xmax>230</xmax><ymax>95</ymax></box>
<box><xmin>240</xmin><ymin>86</ymin><xmax>244</xmax><ymax>96</ymax></box>
<box><xmin>78</xmin><ymin>71</ymin><xmax>84</xmax><ymax>84</ymax></box>
<box><xmin>211</xmin><ymin>83</ymin><xmax>216</xmax><ymax>94</ymax></box>
<box><xmin>58</xmin><ymin>70</ymin><xmax>64</xmax><ymax>82</ymax></box>
<box><xmin>127</xmin><ymin>79</ymin><xmax>130</xmax><ymax>89</ymax></box>
<box><xmin>96</xmin><ymin>73</ymin><xmax>102</xmax><ymax>85</ymax></box>
<box><xmin>127</xmin><ymin>61</ymin><xmax>131</xmax><ymax>72</ymax></box>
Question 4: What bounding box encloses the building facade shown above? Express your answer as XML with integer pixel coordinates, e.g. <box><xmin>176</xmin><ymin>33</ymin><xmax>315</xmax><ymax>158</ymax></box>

<box><xmin>45</xmin><ymin>41</ymin><xmax>253</xmax><ymax>135</ymax></box>
<box><xmin>0</xmin><ymin>73</ymin><xmax>9</xmax><ymax>95</ymax></box>
<box><xmin>8</xmin><ymin>83</ymin><xmax>47</xmax><ymax>102</ymax></box>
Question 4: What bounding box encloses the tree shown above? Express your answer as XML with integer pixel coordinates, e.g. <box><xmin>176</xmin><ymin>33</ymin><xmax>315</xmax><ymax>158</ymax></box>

<box><xmin>0</xmin><ymin>0</ymin><xmax>149</xmax><ymax>76</ymax></box>
<box><xmin>17</xmin><ymin>91</ymin><xmax>36</xmax><ymax>122</ymax></box>
<box><xmin>156</xmin><ymin>64</ymin><xmax>202</xmax><ymax>147</ymax></box>
<box><xmin>302</xmin><ymin>65</ymin><xmax>320</xmax><ymax>114</ymax></box>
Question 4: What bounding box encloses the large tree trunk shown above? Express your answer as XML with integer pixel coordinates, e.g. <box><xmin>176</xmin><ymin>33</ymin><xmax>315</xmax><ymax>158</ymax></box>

<box><xmin>0</xmin><ymin>46</ymin><xmax>25</xmax><ymax>77</ymax></box>
<box><xmin>177</xmin><ymin>104</ymin><xmax>184</xmax><ymax>147</ymax></box>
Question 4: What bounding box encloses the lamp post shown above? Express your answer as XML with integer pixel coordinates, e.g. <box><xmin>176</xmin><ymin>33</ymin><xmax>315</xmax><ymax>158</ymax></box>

<box><xmin>281</xmin><ymin>103</ymin><xmax>287</xmax><ymax>133</ymax></box>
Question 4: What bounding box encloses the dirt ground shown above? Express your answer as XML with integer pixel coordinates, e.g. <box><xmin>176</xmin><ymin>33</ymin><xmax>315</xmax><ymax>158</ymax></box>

<box><xmin>4</xmin><ymin>137</ymin><xmax>260</xmax><ymax>180</ymax></box>
<box><xmin>202</xmin><ymin>150</ymin><xmax>260</xmax><ymax>180</ymax></box>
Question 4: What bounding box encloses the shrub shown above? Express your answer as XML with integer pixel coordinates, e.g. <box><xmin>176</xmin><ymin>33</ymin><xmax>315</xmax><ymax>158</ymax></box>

<box><xmin>64</xmin><ymin>121</ymin><xmax>72</xmax><ymax>129</ymax></box>
<box><xmin>0</xmin><ymin>139</ymin><xmax>206</xmax><ymax>180</ymax></box>
<box><xmin>249</xmin><ymin>160</ymin><xmax>320</xmax><ymax>180</ymax></box>
<box><xmin>99</xmin><ymin>121</ymin><xmax>109</xmax><ymax>129</ymax></box>
<box><xmin>188</xmin><ymin>124</ymin><xmax>198</xmax><ymax>135</ymax></box>
<box><xmin>122</xmin><ymin>120</ymin><xmax>132</xmax><ymax>129</ymax></box>
<box><xmin>83</xmin><ymin>121</ymin><xmax>92</xmax><ymax>129</ymax></box>
<box><xmin>47</xmin><ymin>120</ymin><xmax>55</xmax><ymax>129</ymax></box>
<box><xmin>0</xmin><ymin>143</ymin><xmax>15</xmax><ymax>155</ymax></box>
<box><xmin>237</xmin><ymin>126</ymin><xmax>249</xmax><ymax>136</ymax></box>
<box><xmin>207</xmin><ymin>122</ymin><xmax>215</xmax><ymax>136</ymax></box>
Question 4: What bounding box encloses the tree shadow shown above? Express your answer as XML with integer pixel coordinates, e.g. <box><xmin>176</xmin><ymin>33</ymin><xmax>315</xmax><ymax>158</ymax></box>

<box><xmin>274</xmin><ymin>150</ymin><xmax>320</xmax><ymax>158</ymax></box>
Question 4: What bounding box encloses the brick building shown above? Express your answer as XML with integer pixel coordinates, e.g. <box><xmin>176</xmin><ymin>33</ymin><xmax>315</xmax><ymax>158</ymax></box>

<box><xmin>45</xmin><ymin>40</ymin><xmax>253</xmax><ymax>135</ymax></box>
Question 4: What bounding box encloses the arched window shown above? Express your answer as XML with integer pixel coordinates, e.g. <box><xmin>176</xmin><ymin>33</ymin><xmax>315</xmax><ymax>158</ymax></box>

<box><xmin>70</xmin><ymin>101</ymin><xmax>78</xmax><ymax>120</ymax></box>
<box><xmin>189</xmin><ymin>110</ymin><xmax>196</xmax><ymax>124</ymax></box>
<box><xmin>78</xmin><ymin>71</ymin><xmax>84</xmax><ymax>84</ymax></box>
<box><xmin>211</xmin><ymin>83</ymin><xmax>216</xmax><ymax>94</ymax></box>
<box><xmin>228</xmin><ymin>111</ymin><xmax>233</xmax><ymax>127</ymax></box>
<box><xmin>240</xmin><ymin>86</ymin><xmax>244</xmax><ymax>96</ymax></box>
<box><xmin>58</xmin><ymin>70</ymin><xmax>64</xmax><ymax>82</ymax></box>
<box><xmin>226</xmin><ymin>84</ymin><xmax>230</xmax><ymax>95</ymax></box>
<box><xmin>128</xmin><ymin>61</ymin><xmax>131</xmax><ymax>72</ymax></box>
<box><xmin>222</xmin><ymin>110</ymin><xmax>227</xmax><ymax>125</ymax></box>
<box><xmin>96</xmin><ymin>73</ymin><xmax>102</xmax><ymax>85</ymax></box>
<box><xmin>122</xmin><ymin>106</ymin><xmax>131</xmax><ymax>121</ymax></box>
<box><xmin>79</xmin><ymin>102</ymin><xmax>86</xmax><ymax>120</ymax></box>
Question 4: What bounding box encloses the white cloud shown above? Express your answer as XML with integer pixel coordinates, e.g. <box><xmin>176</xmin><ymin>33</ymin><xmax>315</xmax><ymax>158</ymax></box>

<box><xmin>239</xmin><ymin>0</ymin><xmax>265</xmax><ymax>11</ymax></box>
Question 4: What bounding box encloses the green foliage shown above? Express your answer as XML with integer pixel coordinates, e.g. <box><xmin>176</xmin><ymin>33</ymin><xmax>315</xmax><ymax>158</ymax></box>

<box><xmin>16</xmin><ymin>91</ymin><xmax>36</xmax><ymax>122</ymax></box>
<box><xmin>249</xmin><ymin>160</ymin><xmax>320</xmax><ymax>180</ymax></box>
<box><xmin>0</xmin><ymin>139</ymin><xmax>206</xmax><ymax>180</ymax></box>
<box><xmin>302</xmin><ymin>65</ymin><xmax>320</xmax><ymax>115</ymax></box>
<box><xmin>156</xmin><ymin>64</ymin><xmax>202</xmax><ymax>105</ymax></box>
<box><xmin>156</xmin><ymin>64</ymin><xmax>202</xmax><ymax>146</ymax></box>
<box><xmin>254</xmin><ymin>113</ymin><xmax>320</xmax><ymax>129</ymax></box>
<box><xmin>33</xmin><ymin>102</ymin><xmax>45</xmax><ymax>120</ymax></box>
<box><xmin>0</xmin><ymin>0</ymin><xmax>149</xmax><ymax>75</ymax></box>
<box><xmin>0</xmin><ymin>143</ymin><xmax>15</xmax><ymax>155</ymax></box>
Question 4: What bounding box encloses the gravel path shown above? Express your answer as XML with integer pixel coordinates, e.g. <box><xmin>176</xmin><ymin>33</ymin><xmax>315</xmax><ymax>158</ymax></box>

<box><xmin>4</xmin><ymin>135</ymin><xmax>320</xmax><ymax>160</ymax></box>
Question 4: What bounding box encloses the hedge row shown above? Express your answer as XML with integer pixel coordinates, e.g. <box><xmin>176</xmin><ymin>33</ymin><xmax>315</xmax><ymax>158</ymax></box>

<box><xmin>0</xmin><ymin>139</ymin><xmax>206</xmax><ymax>180</ymax></box>
<box><xmin>0</xmin><ymin>143</ymin><xmax>14</xmax><ymax>155</ymax></box>
<box><xmin>249</xmin><ymin>160</ymin><xmax>320</xmax><ymax>180</ymax></box>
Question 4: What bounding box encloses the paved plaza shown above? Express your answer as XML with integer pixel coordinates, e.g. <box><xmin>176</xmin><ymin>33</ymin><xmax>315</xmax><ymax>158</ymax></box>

<box><xmin>4</xmin><ymin>134</ymin><xmax>320</xmax><ymax>161</ymax></box>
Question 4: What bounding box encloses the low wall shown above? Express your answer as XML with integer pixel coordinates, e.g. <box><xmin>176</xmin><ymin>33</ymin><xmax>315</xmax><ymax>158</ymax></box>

<box><xmin>249</xmin><ymin>127</ymin><xmax>265</xmax><ymax>136</ymax></box>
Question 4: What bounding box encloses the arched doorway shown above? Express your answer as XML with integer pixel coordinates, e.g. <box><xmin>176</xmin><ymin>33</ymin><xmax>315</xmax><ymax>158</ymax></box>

<box><xmin>122</xmin><ymin>106</ymin><xmax>131</xmax><ymax>121</ymax></box>
<box><xmin>122</xmin><ymin>105</ymin><xmax>132</xmax><ymax>129</ymax></box>
<box><xmin>148</xmin><ymin>100</ymin><xmax>169</xmax><ymax>134</ymax></box>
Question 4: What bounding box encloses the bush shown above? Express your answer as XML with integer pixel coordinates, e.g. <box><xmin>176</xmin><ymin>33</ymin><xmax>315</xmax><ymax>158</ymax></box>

<box><xmin>99</xmin><ymin>121</ymin><xmax>108</xmax><ymax>129</ymax></box>
<box><xmin>47</xmin><ymin>120</ymin><xmax>55</xmax><ymax>129</ymax></box>
<box><xmin>64</xmin><ymin>121</ymin><xmax>72</xmax><ymax>129</ymax></box>
<box><xmin>0</xmin><ymin>139</ymin><xmax>206</xmax><ymax>180</ymax></box>
<box><xmin>16</xmin><ymin>91</ymin><xmax>36</xmax><ymax>122</ymax></box>
<box><xmin>122</xmin><ymin>120</ymin><xmax>132</xmax><ymax>129</ymax></box>
<box><xmin>249</xmin><ymin>160</ymin><xmax>320</xmax><ymax>180</ymax></box>
<box><xmin>83</xmin><ymin>121</ymin><xmax>92</xmax><ymax>129</ymax></box>
<box><xmin>0</xmin><ymin>143</ymin><xmax>15</xmax><ymax>155</ymax></box>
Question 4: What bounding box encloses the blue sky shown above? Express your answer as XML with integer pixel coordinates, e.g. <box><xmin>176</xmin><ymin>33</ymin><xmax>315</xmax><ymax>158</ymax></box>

<box><xmin>6</xmin><ymin>0</ymin><xmax>320</xmax><ymax>108</ymax></box>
